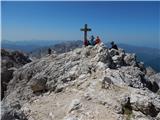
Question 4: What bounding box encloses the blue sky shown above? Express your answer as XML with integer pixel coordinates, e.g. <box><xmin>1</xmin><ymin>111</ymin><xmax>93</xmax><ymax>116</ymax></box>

<box><xmin>2</xmin><ymin>1</ymin><xmax>160</xmax><ymax>48</ymax></box>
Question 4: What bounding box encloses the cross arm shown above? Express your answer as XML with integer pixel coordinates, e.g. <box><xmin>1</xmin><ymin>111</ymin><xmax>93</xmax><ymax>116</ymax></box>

<box><xmin>80</xmin><ymin>28</ymin><xmax>91</xmax><ymax>31</ymax></box>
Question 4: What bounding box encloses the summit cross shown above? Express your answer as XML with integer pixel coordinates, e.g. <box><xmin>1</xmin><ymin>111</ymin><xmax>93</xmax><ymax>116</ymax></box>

<box><xmin>80</xmin><ymin>24</ymin><xmax>91</xmax><ymax>41</ymax></box>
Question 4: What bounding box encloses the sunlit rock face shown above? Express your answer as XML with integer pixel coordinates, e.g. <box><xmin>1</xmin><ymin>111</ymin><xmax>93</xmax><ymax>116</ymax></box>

<box><xmin>2</xmin><ymin>43</ymin><xmax>160</xmax><ymax>120</ymax></box>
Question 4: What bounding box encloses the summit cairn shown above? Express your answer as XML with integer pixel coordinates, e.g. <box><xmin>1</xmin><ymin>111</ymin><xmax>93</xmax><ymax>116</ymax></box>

<box><xmin>1</xmin><ymin>42</ymin><xmax>160</xmax><ymax>120</ymax></box>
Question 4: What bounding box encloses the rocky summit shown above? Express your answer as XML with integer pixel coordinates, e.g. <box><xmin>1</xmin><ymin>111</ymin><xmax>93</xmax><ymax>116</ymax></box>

<box><xmin>1</xmin><ymin>43</ymin><xmax>160</xmax><ymax>120</ymax></box>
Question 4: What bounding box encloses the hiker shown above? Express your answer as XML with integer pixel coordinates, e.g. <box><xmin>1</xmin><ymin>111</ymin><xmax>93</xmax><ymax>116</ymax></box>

<box><xmin>95</xmin><ymin>36</ymin><xmax>101</xmax><ymax>44</ymax></box>
<box><xmin>90</xmin><ymin>35</ymin><xmax>95</xmax><ymax>46</ymax></box>
<box><xmin>48</xmin><ymin>48</ymin><xmax>52</xmax><ymax>55</ymax></box>
<box><xmin>84</xmin><ymin>39</ymin><xmax>89</xmax><ymax>46</ymax></box>
<box><xmin>110</xmin><ymin>41</ymin><xmax>118</xmax><ymax>50</ymax></box>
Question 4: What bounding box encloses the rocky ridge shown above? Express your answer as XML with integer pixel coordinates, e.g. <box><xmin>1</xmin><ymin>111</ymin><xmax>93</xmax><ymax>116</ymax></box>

<box><xmin>1</xmin><ymin>43</ymin><xmax>160</xmax><ymax>120</ymax></box>
<box><xmin>30</xmin><ymin>40</ymin><xmax>82</xmax><ymax>59</ymax></box>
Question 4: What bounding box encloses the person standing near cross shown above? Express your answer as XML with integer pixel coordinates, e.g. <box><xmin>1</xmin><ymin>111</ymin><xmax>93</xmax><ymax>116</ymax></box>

<box><xmin>80</xmin><ymin>24</ymin><xmax>91</xmax><ymax>46</ymax></box>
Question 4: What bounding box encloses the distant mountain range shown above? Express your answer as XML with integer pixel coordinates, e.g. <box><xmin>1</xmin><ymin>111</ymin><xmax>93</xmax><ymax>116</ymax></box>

<box><xmin>1</xmin><ymin>40</ymin><xmax>63</xmax><ymax>52</ymax></box>
<box><xmin>1</xmin><ymin>40</ymin><xmax>160</xmax><ymax>72</ymax></box>
<box><xmin>117</xmin><ymin>43</ymin><xmax>160</xmax><ymax>72</ymax></box>
<box><xmin>30</xmin><ymin>40</ymin><xmax>82</xmax><ymax>58</ymax></box>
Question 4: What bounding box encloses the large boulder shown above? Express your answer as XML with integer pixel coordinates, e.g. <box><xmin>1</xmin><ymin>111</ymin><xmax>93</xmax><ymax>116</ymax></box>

<box><xmin>124</xmin><ymin>53</ymin><xmax>137</xmax><ymax>66</ymax></box>
<box><xmin>130</xmin><ymin>88</ymin><xmax>160</xmax><ymax>117</ymax></box>
<box><xmin>104</xmin><ymin>66</ymin><xmax>145</xmax><ymax>88</ymax></box>
<box><xmin>147</xmin><ymin>73</ymin><xmax>160</xmax><ymax>93</ymax></box>
<box><xmin>93</xmin><ymin>43</ymin><xmax>113</xmax><ymax>67</ymax></box>
<box><xmin>28</xmin><ymin>73</ymin><xmax>47</xmax><ymax>92</ymax></box>
<box><xmin>109</xmin><ymin>48</ymin><xmax>119</xmax><ymax>57</ymax></box>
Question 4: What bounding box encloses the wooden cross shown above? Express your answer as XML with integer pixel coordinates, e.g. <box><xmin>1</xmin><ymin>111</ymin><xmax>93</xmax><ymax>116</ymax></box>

<box><xmin>80</xmin><ymin>24</ymin><xmax>91</xmax><ymax>40</ymax></box>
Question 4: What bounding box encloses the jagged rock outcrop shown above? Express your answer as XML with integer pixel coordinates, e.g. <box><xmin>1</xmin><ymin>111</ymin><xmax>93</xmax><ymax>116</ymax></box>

<box><xmin>147</xmin><ymin>73</ymin><xmax>160</xmax><ymax>93</ymax></box>
<box><xmin>1</xmin><ymin>43</ymin><xmax>160</xmax><ymax>120</ymax></box>
<box><xmin>145</xmin><ymin>66</ymin><xmax>157</xmax><ymax>77</ymax></box>
<box><xmin>1</xmin><ymin>49</ymin><xmax>32</xmax><ymax>99</ymax></box>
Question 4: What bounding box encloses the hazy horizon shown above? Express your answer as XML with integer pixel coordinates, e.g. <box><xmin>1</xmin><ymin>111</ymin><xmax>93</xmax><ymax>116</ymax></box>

<box><xmin>2</xmin><ymin>39</ymin><xmax>160</xmax><ymax>50</ymax></box>
<box><xmin>2</xmin><ymin>1</ymin><xmax>160</xmax><ymax>49</ymax></box>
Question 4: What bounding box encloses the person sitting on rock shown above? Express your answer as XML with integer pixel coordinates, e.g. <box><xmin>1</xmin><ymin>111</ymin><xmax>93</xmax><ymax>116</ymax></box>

<box><xmin>95</xmin><ymin>36</ymin><xmax>101</xmax><ymax>45</ymax></box>
<box><xmin>110</xmin><ymin>41</ymin><xmax>118</xmax><ymax>50</ymax></box>
<box><xmin>89</xmin><ymin>35</ymin><xmax>95</xmax><ymax>46</ymax></box>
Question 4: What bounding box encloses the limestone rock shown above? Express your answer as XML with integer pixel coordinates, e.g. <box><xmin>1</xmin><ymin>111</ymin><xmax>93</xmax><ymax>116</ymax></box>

<box><xmin>124</xmin><ymin>53</ymin><xmax>137</xmax><ymax>66</ymax></box>
<box><xmin>68</xmin><ymin>99</ymin><xmax>81</xmax><ymax>113</ymax></box>
<box><xmin>145</xmin><ymin>66</ymin><xmax>157</xmax><ymax>77</ymax></box>
<box><xmin>109</xmin><ymin>49</ymin><xmax>119</xmax><ymax>57</ymax></box>
<box><xmin>28</xmin><ymin>73</ymin><xmax>47</xmax><ymax>92</ymax></box>
<box><xmin>2</xmin><ymin>43</ymin><xmax>160</xmax><ymax>120</ymax></box>
<box><xmin>1</xmin><ymin>49</ymin><xmax>31</xmax><ymax>99</ymax></box>
<box><xmin>130</xmin><ymin>88</ymin><xmax>160</xmax><ymax>117</ymax></box>
<box><xmin>156</xmin><ymin>112</ymin><xmax>160</xmax><ymax>120</ymax></box>
<box><xmin>130</xmin><ymin>110</ymin><xmax>152</xmax><ymax>120</ymax></box>
<box><xmin>149</xmin><ymin>73</ymin><xmax>160</xmax><ymax>89</ymax></box>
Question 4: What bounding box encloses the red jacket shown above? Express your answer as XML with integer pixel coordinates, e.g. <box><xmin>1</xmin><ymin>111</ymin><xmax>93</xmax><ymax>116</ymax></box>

<box><xmin>95</xmin><ymin>38</ymin><xmax>101</xmax><ymax>44</ymax></box>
